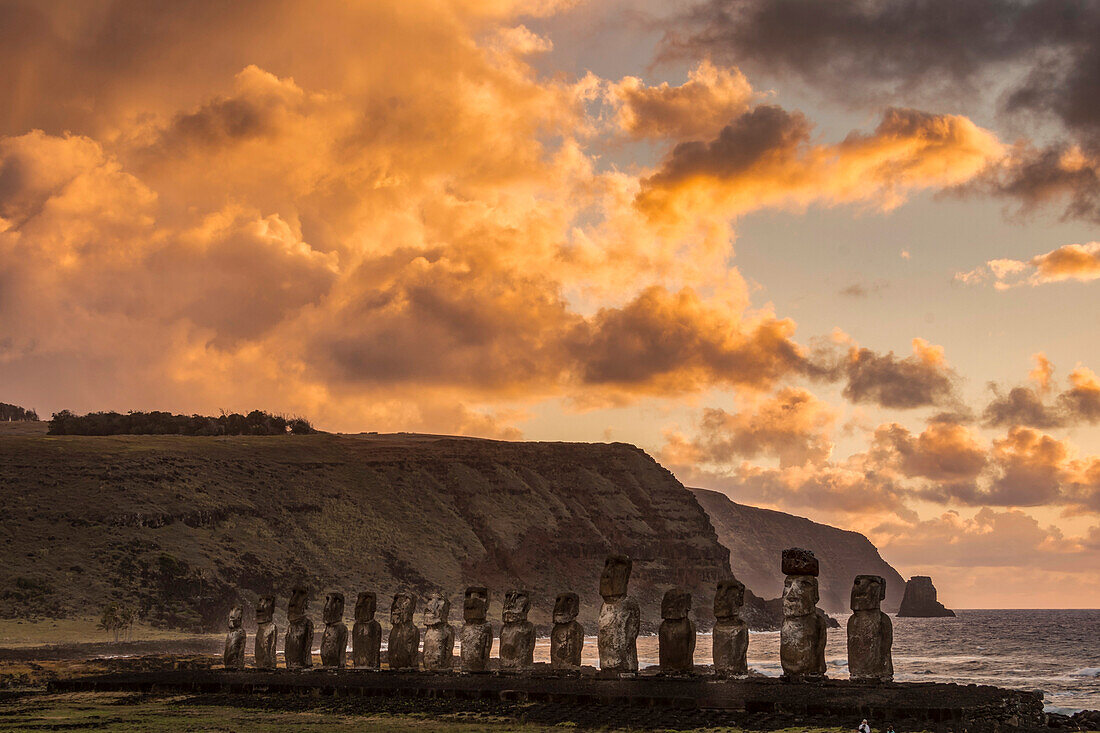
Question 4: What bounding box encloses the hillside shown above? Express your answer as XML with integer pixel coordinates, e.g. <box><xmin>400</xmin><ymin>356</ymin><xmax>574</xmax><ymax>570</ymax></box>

<box><xmin>0</xmin><ymin>430</ymin><xmax>750</xmax><ymax>634</ymax></box>
<box><xmin>691</xmin><ymin>488</ymin><xmax>905</xmax><ymax>613</ymax></box>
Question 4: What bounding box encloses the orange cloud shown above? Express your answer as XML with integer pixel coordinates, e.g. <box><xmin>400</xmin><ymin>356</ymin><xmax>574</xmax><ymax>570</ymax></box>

<box><xmin>636</xmin><ymin>106</ymin><xmax>1003</xmax><ymax>221</ymax></box>
<box><xmin>956</xmin><ymin>241</ymin><xmax>1100</xmax><ymax>288</ymax></box>
<box><xmin>842</xmin><ymin>338</ymin><xmax>959</xmax><ymax>410</ymax></box>
<box><xmin>607</xmin><ymin>60</ymin><xmax>753</xmax><ymax>141</ymax></box>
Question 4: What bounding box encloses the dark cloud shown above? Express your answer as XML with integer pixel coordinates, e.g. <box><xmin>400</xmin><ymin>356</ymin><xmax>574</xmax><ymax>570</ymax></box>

<box><xmin>665</xmin><ymin>0</ymin><xmax>1100</xmax><ymax>221</ymax></box>
<box><xmin>842</xmin><ymin>340</ymin><xmax>959</xmax><ymax>410</ymax></box>
<box><xmin>838</xmin><ymin>280</ymin><xmax>886</xmax><ymax>298</ymax></box>
<box><xmin>983</xmin><ymin>366</ymin><xmax>1100</xmax><ymax>428</ymax></box>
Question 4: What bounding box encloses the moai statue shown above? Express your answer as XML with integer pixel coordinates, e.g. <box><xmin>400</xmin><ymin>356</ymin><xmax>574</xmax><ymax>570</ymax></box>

<box><xmin>779</xmin><ymin>548</ymin><xmax>827</xmax><ymax>679</ymax></box>
<box><xmin>550</xmin><ymin>592</ymin><xmax>584</xmax><ymax>668</ymax></box>
<box><xmin>352</xmin><ymin>592</ymin><xmax>382</xmax><ymax>668</ymax></box>
<box><xmin>387</xmin><ymin>593</ymin><xmax>419</xmax><ymax>669</ymax></box>
<box><xmin>320</xmin><ymin>592</ymin><xmax>348</xmax><ymax>668</ymax></box>
<box><xmin>459</xmin><ymin>586</ymin><xmax>493</xmax><ymax>672</ymax></box>
<box><xmin>284</xmin><ymin>587</ymin><xmax>314</xmax><ymax>669</ymax></box>
<box><xmin>422</xmin><ymin>592</ymin><xmax>456</xmax><ymax>670</ymax></box>
<box><xmin>254</xmin><ymin>595</ymin><xmax>277</xmax><ymax>670</ymax></box>
<box><xmin>658</xmin><ymin>589</ymin><xmax>695</xmax><ymax>672</ymax></box>
<box><xmin>847</xmin><ymin>575</ymin><xmax>893</xmax><ymax>682</ymax></box>
<box><xmin>597</xmin><ymin>554</ymin><xmax>640</xmax><ymax>672</ymax></box>
<box><xmin>223</xmin><ymin>606</ymin><xmax>246</xmax><ymax>670</ymax></box>
<box><xmin>712</xmin><ymin>578</ymin><xmax>748</xmax><ymax>675</ymax></box>
<box><xmin>499</xmin><ymin>589</ymin><xmax>536</xmax><ymax>670</ymax></box>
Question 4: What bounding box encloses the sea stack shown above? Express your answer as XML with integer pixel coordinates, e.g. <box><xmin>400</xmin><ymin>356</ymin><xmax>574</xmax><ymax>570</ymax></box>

<box><xmin>499</xmin><ymin>589</ymin><xmax>536</xmax><ymax>670</ymax></box>
<box><xmin>351</xmin><ymin>592</ymin><xmax>381</xmax><ymax>668</ymax></box>
<box><xmin>550</xmin><ymin>592</ymin><xmax>584</xmax><ymax>668</ymax></box>
<box><xmin>459</xmin><ymin>586</ymin><xmax>492</xmax><ymax>672</ymax></box>
<box><xmin>284</xmin><ymin>588</ymin><xmax>314</xmax><ymax>669</ymax></box>
<box><xmin>223</xmin><ymin>606</ymin><xmax>246</xmax><ymax>670</ymax></box>
<box><xmin>422</xmin><ymin>591</ymin><xmax>456</xmax><ymax>670</ymax></box>
<box><xmin>387</xmin><ymin>593</ymin><xmax>420</xmax><ymax>669</ymax></box>
<box><xmin>253</xmin><ymin>595</ymin><xmax>277</xmax><ymax>670</ymax></box>
<box><xmin>597</xmin><ymin>554</ymin><xmax>640</xmax><ymax>672</ymax></box>
<box><xmin>658</xmin><ymin>588</ymin><xmax>695</xmax><ymax>672</ymax></box>
<box><xmin>712</xmin><ymin>578</ymin><xmax>748</xmax><ymax>675</ymax></box>
<box><xmin>897</xmin><ymin>576</ymin><xmax>956</xmax><ymax>617</ymax></box>
<box><xmin>779</xmin><ymin>547</ymin><xmax>827</xmax><ymax>679</ymax></box>
<box><xmin>319</xmin><ymin>592</ymin><xmax>347</xmax><ymax>668</ymax></box>
<box><xmin>847</xmin><ymin>574</ymin><xmax>893</xmax><ymax>682</ymax></box>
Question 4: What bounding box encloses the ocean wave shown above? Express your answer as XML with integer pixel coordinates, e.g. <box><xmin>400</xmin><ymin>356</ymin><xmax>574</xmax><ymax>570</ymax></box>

<box><xmin>1067</xmin><ymin>667</ymin><xmax>1100</xmax><ymax>678</ymax></box>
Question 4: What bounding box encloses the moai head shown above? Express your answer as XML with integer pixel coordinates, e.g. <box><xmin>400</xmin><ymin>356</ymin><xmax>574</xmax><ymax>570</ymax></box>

<box><xmin>323</xmin><ymin>592</ymin><xmax>345</xmax><ymax>624</ymax></box>
<box><xmin>502</xmin><ymin>590</ymin><xmax>531</xmax><ymax>624</ymax></box>
<box><xmin>424</xmin><ymin>592</ymin><xmax>451</xmax><ymax>625</ymax></box>
<box><xmin>553</xmin><ymin>592</ymin><xmax>579</xmax><ymax>624</ymax></box>
<box><xmin>599</xmin><ymin>554</ymin><xmax>632</xmax><ymax>601</ymax></box>
<box><xmin>463</xmin><ymin>586</ymin><xmax>489</xmax><ymax>623</ymax></box>
<box><xmin>713</xmin><ymin>578</ymin><xmax>745</xmax><ymax>620</ymax></box>
<box><xmin>851</xmin><ymin>574</ymin><xmax>886</xmax><ymax>611</ymax></box>
<box><xmin>782</xmin><ymin>574</ymin><xmax>819</xmax><ymax>616</ymax></box>
<box><xmin>661</xmin><ymin>589</ymin><xmax>691</xmax><ymax>621</ymax></box>
<box><xmin>255</xmin><ymin>596</ymin><xmax>275</xmax><ymax>624</ymax></box>
<box><xmin>391</xmin><ymin>593</ymin><xmax>415</xmax><ymax>625</ymax></box>
<box><xmin>228</xmin><ymin>606</ymin><xmax>243</xmax><ymax>630</ymax></box>
<box><xmin>287</xmin><ymin>587</ymin><xmax>309</xmax><ymax>622</ymax></box>
<box><xmin>354</xmin><ymin>592</ymin><xmax>377</xmax><ymax>622</ymax></box>
<box><xmin>781</xmin><ymin>547</ymin><xmax>820</xmax><ymax>577</ymax></box>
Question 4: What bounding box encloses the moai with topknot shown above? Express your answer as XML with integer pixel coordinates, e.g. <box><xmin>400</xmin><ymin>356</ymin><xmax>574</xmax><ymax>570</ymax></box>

<box><xmin>254</xmin><ymin>595</ymin><xmax>277</xmax><ymax>670</ymax></box>
<box><xmin>223</xmin><ymin>606</ymin><xmax>246</xmax><ymax>670</ymax></box>
<box><xmin>320</xmin><ymin>592</ymin><xmax>347</xmax><ymax>668</ymax></box>
<box><xmin>658</xmin><ymin>589</ymin><xmax>695</xmax><ymax>672</ymax></box>
<box><xmin>550</xmin><ymin>592</ymin><xmax>584</xmax><ymax>668</ymax></box>
<box><xmin>597</xmin><ymin>554</ymin><xmax>640</xmax><ymax>672</ymax></box>
<box><xmin>284</xmin><ymin>588</ymin><xmax>314</xmax><ymax>669</ymax></box>
<box><xmin>712</xmin><ymin>578</ymin><xmax>748</xmax><ymax>675</ymax></box>
<box><xmin>422</xmin><ymin>592</ymin><xmax>456</xmax><ymax>670</ymax></box>
<box><xmin>352</xmin><ymin>592</ymin><xmax>382</xmax><ymax>668</ymax></box>
<box><xmin>847</xmin><ymin>574</ymin><xmax>893</xmax><ymax>682</ymax></box>
<box><xmin>387</xmin><ymin>593</ymin><xmax>419</xmax><ymax>669</ymax></box>
<box><xmin>499</xmin><ymin>589</ymin><xmax>536</xmax><ymax>670</ymax></box>
<box><xmin>779</xmin><ymin>548</ymin><xmax>827</xmax><ymax>679</ymax></box>
<box><xmin>460</xmin><ymin>586</ymin><xmax>493</xmax><ymax>672</ymax></box>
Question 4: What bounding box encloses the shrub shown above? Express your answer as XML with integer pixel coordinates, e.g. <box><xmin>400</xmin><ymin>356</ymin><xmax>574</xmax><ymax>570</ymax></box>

<box><xmin>47</xmin><ymin>409</ymin><xmax>317</xmax><ymax>436</ymax></box>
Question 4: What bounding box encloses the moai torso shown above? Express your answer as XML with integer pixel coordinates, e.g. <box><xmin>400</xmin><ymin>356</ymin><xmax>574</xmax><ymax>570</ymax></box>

<box><xmin>284</xmin><ymin>588</ymin><xmax>314</xmax><ymax>669</ymax></box>
<box><xmin>658</xmin><ymin>589</ymin><xmax>696</xmax><ymax>672</ymax></box>
<box><xmin>712</xmin><ymin>578</ymin><xmax>748</xmax><ymax>675</ymax></box>
<box><xmin>223</xmin><ymin>606</ymin><xmax>246</xmax><ymax>670</ymax></box>
<box><xmin>499</xmin><ymin>590</ymin><xmax>535</xmax><ymax>670</ymax></box>
<box><xmin>387</xmin><ymin>593</ymin><xmax>419</xmax><ymax>669</ymax></box>
<box><xmin>254</xmin><ymin>596</ymin><xmax>277</xmax><ymax>670</ymax></box>
<box><xmin>847</xmin><ymin>574</ymin><xmax>894</xmax><ymax>682</ymax></box>
<box><xmin>320</xmin><ymin>592</ymin><xmax>347</xmax><ymax>668</ymax></box>
<box><xmin>459</xmin><ymin>586</ymin><xmax>493</xmax><ymax>672</ymax></box>
<box><xmin>422</xmin><ymin>592</ymin><xmax>456</xmax><ymax>670</ymax></box>
<box><xmin>352</xmin><ymin>592</ymin><xmax>382</xmax><ymax>668</ymax></box>
<box><xmin>597</xmin><ymin>554</ymin><xmax>640</xmax><ymax>672</ymax></box>
<box><xmin>779</xmin><ymin>549</ymin><xmax>827</xmax><ymax>679</ymax></box>
<box><xmin>550</xmin><ymin>592</ymin><xmax>584</xmax><ymax>668</ymax></box>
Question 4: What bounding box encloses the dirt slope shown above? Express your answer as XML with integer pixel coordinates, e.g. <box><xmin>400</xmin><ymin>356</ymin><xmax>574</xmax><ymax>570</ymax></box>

<box><xmin>1</xmin><ymin>431</ymin><xmax>741</xmax><ymax>633</ymax></box>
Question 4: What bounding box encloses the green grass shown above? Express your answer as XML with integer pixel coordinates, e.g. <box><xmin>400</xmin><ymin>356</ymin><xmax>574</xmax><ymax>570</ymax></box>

<box><xmin>0</xmin><ymin>691</ymin><xmax>865</xmax><ymax>732</ymax></box>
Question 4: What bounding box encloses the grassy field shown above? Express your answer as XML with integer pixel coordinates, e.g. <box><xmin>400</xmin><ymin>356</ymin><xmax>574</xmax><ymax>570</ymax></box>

<box><xmin>0</xmin><ymin>617</ymin><xmax>220</xmax><ymax>649</ymax></box>
<box><xmin>0</xmin><ymin>691</ymin><xmax>859</xmax><ymax>732</ymax></box>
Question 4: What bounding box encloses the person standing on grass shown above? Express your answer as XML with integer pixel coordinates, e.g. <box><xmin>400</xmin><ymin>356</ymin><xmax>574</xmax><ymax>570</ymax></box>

<box><xmin>859</xmin><ymin>719</ymin><xmax>872</xmax><ymax>733</ymax></box>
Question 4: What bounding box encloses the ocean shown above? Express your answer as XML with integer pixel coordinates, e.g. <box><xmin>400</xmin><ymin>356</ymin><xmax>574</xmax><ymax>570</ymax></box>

<box><xmin>525</xmin><ymin>609</ymin><xmax>1100</xmax><ymax>713</ymax></box>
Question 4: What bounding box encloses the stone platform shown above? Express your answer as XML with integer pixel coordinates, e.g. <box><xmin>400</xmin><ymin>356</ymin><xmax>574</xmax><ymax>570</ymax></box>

<box><xmin>51</xmin><ymin>668</ymin><xmax>1043</xmax><ymax>731</ymax></box>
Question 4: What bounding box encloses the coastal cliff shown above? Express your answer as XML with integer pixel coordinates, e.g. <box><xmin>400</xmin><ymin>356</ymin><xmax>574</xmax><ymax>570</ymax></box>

<box><xmin>691</xmin><ymin>488</ymin><xmax>906</xmax><ymax>614</ymax></box>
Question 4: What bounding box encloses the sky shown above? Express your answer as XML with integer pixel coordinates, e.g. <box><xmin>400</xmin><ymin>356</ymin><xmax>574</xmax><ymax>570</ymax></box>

<box><xmin>2</xmin><ymin>0</ymin><xmax>1099</xmax><ymax>608</ymax></box>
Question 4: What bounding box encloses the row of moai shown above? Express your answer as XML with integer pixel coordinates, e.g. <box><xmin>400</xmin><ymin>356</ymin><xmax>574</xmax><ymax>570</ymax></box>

<box><xmin>224</xmin><ymin>549</ymin><xmax>892</xmax><ymax>682</ymax></box>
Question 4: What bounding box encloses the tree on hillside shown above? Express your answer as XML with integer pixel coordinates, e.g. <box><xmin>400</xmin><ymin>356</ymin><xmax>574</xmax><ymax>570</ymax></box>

<box><xmin>0</xmin><ymin>403</ymin><xmax>39</xmax><ymax>421</ymax></box>
<box><xmin>97</xmin><ymin>602</ymin><xmax>135</xmax><ymax>642</ymax></box>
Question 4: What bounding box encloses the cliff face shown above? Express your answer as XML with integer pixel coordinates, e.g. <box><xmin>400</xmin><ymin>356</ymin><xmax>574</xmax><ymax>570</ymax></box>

<box><xmin>0</xmin><ymin>432</ymin><xmax>733</xmax><ymax>633</ymax></box>
<box><xmin>897</xmin><ymin>576</ymin><xmax>955</xmax><ymax>617</ymax></box>
<box><xmin>691</xmin><ymin>488</ymin><xmax>905</xmax><ymax>614</ymax></box>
